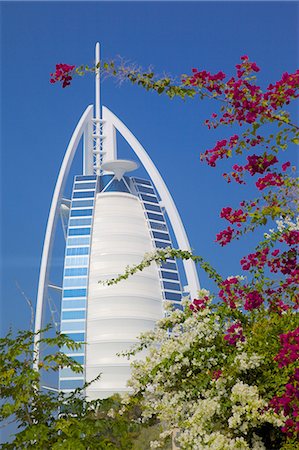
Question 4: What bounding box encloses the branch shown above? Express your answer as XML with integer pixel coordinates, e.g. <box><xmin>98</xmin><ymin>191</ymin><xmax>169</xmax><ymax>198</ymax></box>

<box><xmin>15</xmin><ymin>281</ymin><xmax>34</xmax><ymax>332</ymax></box>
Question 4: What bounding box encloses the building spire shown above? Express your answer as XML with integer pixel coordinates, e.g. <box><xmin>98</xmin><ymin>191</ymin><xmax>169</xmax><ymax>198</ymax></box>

<box><xmin>95</xmin><ymin>42</ymin><xmax>101</xmax><ymax>173</ymax></box>
<box><xmin>95</xmin><ymin>42</ymin><xmax>101</xmax><ymax>121</ymax></box>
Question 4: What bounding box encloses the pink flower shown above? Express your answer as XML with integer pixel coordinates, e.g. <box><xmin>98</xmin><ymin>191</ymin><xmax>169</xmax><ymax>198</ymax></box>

<box><xmin>224</xmin><ymin>322</ymin><xmax>245</xmax><ymax>346</ymax></box>
<box><xmin>282</xmin><ymin>161</ymin><xmax>291</xmax><ymax>172</ymax></box>
<box><xmin>189</xmin><ymin>296</ymin><xmax>209</xmax><ymax>312</ymax></box>
<box><xmin>212</xmin><ymin>369</ymin><xmax>222</xmax><ymax>380</ymax></box>
<box><xmin>282</xmin><ymin>231</ymin><xmax>299</xmax><ymax>246</ymax></box>
<box><xmin>256</xmin><ymin>173</ymin><xmax>284</xmax><ymax>190</ymax></box>
<box><xmin>270</xmin><ymin>369</ymin><xmax>299</xmax><ymax>438</ymax></box>
<box><xmin>274</xmin><ymin>327</ymin><xmax>299</xmax><ymax>368</ymax></box>
<box><xmin>244</xmin><ymin>290</ymin><xmax>264</xmax><ymax>310</ymax></box>
<box><xmin>50</xmin><ymin>63</ymin><xmax>75</xmax><ymax>88</ymax></box>
<box><xmin>244</xmin><ymin>154</ymin><xmax>278</xmax><ymax>176</ymax></box>
<box><xmin>220</xmin><ymin>206</ymin><xmax>247</xmax><ymax>225</ymax></box>
<box><xmin>215</xmin><ymin>226</ymin><xmax>234</xmax><ymax>246</ymax></box>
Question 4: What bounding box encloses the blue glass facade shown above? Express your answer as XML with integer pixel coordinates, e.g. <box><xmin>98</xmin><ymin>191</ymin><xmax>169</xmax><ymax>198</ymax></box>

<box><xmin>131</xmin><ymin>177</ymin><xmax>184</xmax><ymax>309</ymax></box>
<box><xmin>59</xmin><ymin>175</ymin><xmax>98</xmax><ymax>392</ymax></box>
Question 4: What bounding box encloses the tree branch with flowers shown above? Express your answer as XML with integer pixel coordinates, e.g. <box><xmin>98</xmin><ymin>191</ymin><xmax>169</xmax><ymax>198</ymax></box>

<box><xmin>49</xmin><ymin>56</ymin><xmax>299</xmax><ymax>449</ymax></box>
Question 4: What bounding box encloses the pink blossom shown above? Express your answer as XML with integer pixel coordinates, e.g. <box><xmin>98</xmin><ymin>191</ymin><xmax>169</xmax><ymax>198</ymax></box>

<box><xmin>244</xmin><ymin>290</ymin><xmax>264</xmax><ymax>310</ymax></box>
<box><xmin>256</xmin><ymin>173</ymin><xmax>284</xmax><ymax>190</ymax></box>
<box><xmin>282</xmin><ymin>161</ymin><xmax>291</xmax><ymax>172</ymax></box>
<box><xmin>224</xmin><ymin>322</ymin><xmax>245</xmax><ymax>346</ymax></box>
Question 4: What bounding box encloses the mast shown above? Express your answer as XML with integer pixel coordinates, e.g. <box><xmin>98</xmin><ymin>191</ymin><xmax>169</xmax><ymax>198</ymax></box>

<box><xmin>95</xmin><ymin>42</ymin><xmax>101</xmax><ymax>174</ymax></box>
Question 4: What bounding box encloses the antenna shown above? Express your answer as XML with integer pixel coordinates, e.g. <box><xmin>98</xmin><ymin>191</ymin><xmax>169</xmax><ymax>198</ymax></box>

<box><xmin>95</xmin><ymin>42</ymin><xmax>101</xmax><ymax>122</ymax></box>
<box><xmin>95</xmin><ymin>42</ymin><xmax>101</xmax><ymax>173</ymax></box>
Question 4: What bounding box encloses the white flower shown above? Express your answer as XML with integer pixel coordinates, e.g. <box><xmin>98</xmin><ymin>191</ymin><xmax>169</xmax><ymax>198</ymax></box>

<box><xmin>251</xmin><ymin>433</ymin><xmax>266</xmax><ymax>450</ymax></box>
<box><xmin>276</xmin><ymin>215</ymin><xmax>299</xmax><ymax>232</ymax></box>
<box><xmin>197</xmin><ymin>288</ymin><xmax>211</xmax><ymax>297</ymax></box>
<box><xmin>107</xmin><ymin>408</ymin><xmax>115</xmax><ymax>418</ymax></box>
<box><xmin>234</xmin><ymin>352</ymin><xmax>263</xmax><ymax>372</ymax></box>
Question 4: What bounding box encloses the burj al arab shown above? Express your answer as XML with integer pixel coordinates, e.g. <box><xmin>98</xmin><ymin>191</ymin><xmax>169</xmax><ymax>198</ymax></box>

<box><xmin>34</xmin><ymin>43</ymin><xmax>200</xmax><ymax>400</ymax></box>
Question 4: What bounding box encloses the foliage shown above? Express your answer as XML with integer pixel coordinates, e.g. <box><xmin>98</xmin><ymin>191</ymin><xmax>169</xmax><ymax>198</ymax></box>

<box><xmin>0</xmin><ymin>327</ymin><xmax>146</xmax><ymax>449</ymax></box>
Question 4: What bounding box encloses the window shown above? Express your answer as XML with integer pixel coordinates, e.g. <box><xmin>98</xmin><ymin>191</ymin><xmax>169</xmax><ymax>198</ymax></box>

<box><xmin>137</xmin><ymin>185</ymin><xmax>155</xmax><ymax>195</ymax></box>
<box><xmin>161</xmin><ymin>261</ymin><xmax>177</xmax><ymax>271</ymax></box>
<box><xmin>164</xmin><ymin>292</ymin><xmax>182</xmax><ymax>301</ymax></box>
<box><xmin>72</xmin><ymin>200</ymin><xmax>94</xmax><ymax>208</ymax></box>
<box><xmin>63</xmin><ymin>288</ymin><xmax>87</xmax><ymax>298</ymax></box>
<box><xmin>62</xmin><ymin>299</ymin><xmax>86</xmax><ymax>309</ymax></box>
<box><xmin>73</xmin><ymin>191</ymin><xmax>95</xmax><ymax>199</ymax></box>
<box><xmin>61</xmin><ymin>343</ymin><xmax>84</xmax><ymax>353</ymax></box>
<box><xmin>153</xmin><ymin>231</ymin><xmax>170</xmax><ymax>241</ymax></box>
<box><xmin>149</xmin><ymin>221</ymin><xmax>167</xmax><ymax>231</ymax></box>
<box><xmin>70</xmin><ymin>209</ymin><xmax>93</xmax><ymax>217</ymax></box>
<box><xmin>104</xmin><ymin>179</ymin><xmax>130</xmax><ymax>193</ymax></box>
<box><xmin>68</xmin><ymin>228</ymin><xmax>91</xmax><ymax>236</ymax></box>
<box><xmin>147</xmin><ymin>213</ymin><xmax>164</xmax><ymax>222</ymax></box>
<box><xmin>163</xmin><ymin>281</ymin><xmax>181</xmax><ymax>291</ymax></box>
<box><xmin>63</xmin><ymin>277</ymin><xmax>88</xmax><ymax>288</ymax></box>
<box><xmin>66</xmin><ymin>247</ymin><xmax>89</xmax><ymax>256</ymax></box>
<box><xmin>59</xmin><ymin>367</ymin><xmax>83</xmax><ymax>378</ymax></box>
<box><xmin>144</xmin><ymin>203</ymin><xmax>161</xmax><ymax>212</ymax></box>
<box><xmin>66</xmin><ymin>332</ymin><xmax>85</xmax><ymax>341</ymax></box>
<box><xmin>141</xmin><ymin>194</ymin><xmax>158</xmax><ymax>204</ymax></box>
<box><xmin>172</xmin><ymin>303</ymin><xmax>184</xmax><ymax>311</ymax></box>
<box><xmin>62</xmin><ymin>310</ymin><xmax>86</xmax><ymax>320</ymax></box>
<box><xmin>133</xmin><ymin>178</ymin><xmax>152</xmax><ymax>186</ymax></box>
<box><xmin>161</xmin><ymin>270</ymin><xmax>179</xmax><ymax>281</ymax></box>
<box><xmin>155</xmin><ymin>241</ymin><xmax>170</xmax><ymax>249</ymax></box>
<box><xmin>74</xmin><ymin>182</ymin><xmax>96</xmax><ymax>190</ymax></box>
<box><xmin>69</xmin><ymin>218</ymin><xmax>92</xmax><ymax>227</ymax></box>
<box><xmin>64</xmin><ymin>256</ymin><xmax>89</xmax><ymax>267</ymax></box>
<box><xmin>69</xmin><ymin>355</ymin><xmax>84</xmax><ymax>365</ymax></box>
<box><xmin>60</xmin><ymin>379</ymin><xmax>84</xmax><ymax>390</ymax></box>
<box><xmin>64</xmin><ymin>267</ymin><xmax>88</xmax><ymax>277</ymax></box>
<box><xmin>61</xmin><ymin>321</ymin><xmax>85</xmax><ymax>332</ymax></box>
<box><xmin>75</xmin><ymin>175</ymin><xmax>97</xmax><ymax>181</ymax></box>
<box><xmin>67</xmin><ymin>237</ymin><xmax>90</xmax><ymax>247</ymax></box>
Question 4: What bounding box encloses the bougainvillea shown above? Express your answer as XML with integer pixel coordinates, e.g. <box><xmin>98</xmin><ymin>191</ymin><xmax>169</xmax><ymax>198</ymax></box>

<box><xmin>49</xmin><ymin>55</ymin><xmax>299</xmax><ymax>448</ymax></box>
<box><xmin>50</xmin><ymin>63</ymin><xmax>75</xmax><ymax>88</ymax></box>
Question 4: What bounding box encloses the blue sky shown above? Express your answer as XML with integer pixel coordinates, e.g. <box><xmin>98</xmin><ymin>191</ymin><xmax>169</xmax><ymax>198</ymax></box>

<box><xmin>1</xmin><ymin>1</ymin><xmax>298</xmax><ymax>335</ymax></box>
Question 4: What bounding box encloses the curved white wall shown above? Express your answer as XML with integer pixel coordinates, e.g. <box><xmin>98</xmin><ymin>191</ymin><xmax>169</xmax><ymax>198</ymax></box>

<box><xmin>85</xmin><ymin>192</ymin><xmax>163</xmax><ymax>399</ymax></box>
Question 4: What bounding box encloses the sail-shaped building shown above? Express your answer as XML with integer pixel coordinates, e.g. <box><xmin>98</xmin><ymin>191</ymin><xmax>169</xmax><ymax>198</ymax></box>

<box><xmin>34</xmin><ymin>44</ymin><xmax>200</xmax><ymax>400</ymax></box>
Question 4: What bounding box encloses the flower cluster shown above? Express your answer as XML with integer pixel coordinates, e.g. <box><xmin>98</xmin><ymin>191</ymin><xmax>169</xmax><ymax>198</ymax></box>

<box><xmin>50</xmin><ymin>63</ymin><xmax>75</xmax><ymax>88</ymax></box>
<box><xmin>244</xmin><ymin>290</ymin><xmax>264</xmax><ymax>311</ymax></box>
<box><xmin>240</xmin><ymin>248</ymin><xmax>269</xmax><ymax>271</ymax></box>
<box><xmin>219</xmin><ymin>276</ymin><xmax>244</xmax><ymax>309</ymax></box>
<box><xmin>282</xmin><ymin>230</ymin><xmax>299</xmax><ymax>246</ymax></box>
<box><xmin>274</xmin><ymin>327</ymin><xmax>299</xmax><ymax>368</ymax></box>
<box><xmin>215</xmin><ymin>226</ymin><xmax>240</xmax><ymax>246</ymax></box>
<box><xmin>227</xmin><ymin>151</ymin><xmax>278</xmax><ymax>185</ymax></box>
<box><xmin>235</xmin><ymin>55</ymin><xmax>260</xmax><ymax>78</ymax></box>
<box><xmin>187</xmin><ymin>68</ymin><xmax>226</xmax><ymax>94</ymax></box>
<box><xmin>256</xmin><ymin>172</ymin><xmax>284</xmax><ymax>190</ymax></box>
<box><xmin>245</xmin><ymin>154</ymin><xmax>278</xmax><ymax>176</ymax></box>
<box><xmin>220</xmin><ymin>206</ymin><xmax>247</xmax><ymax>226</ymax></box>
<box><xmin>224</xmin><ymin>322</ymin><xmax>245</xmax><ymax>346</ymax></box>
<box><xmin>189</xmin><ymin>289</ymin><xmax>211</xmax><ymax>312</ymax></box>
<box><xmin>270</xmin><ymin>369</ymin><xmax>299</xmax><ymax>438</ymax></box>
<box><xmin>201</xmin><ymin>135</ymin><xmax>238</xmax><ymax>167</ymax></box>
<box><xmin>264</xmin><ymin>70</ymin><xmax>299</xmax><ymax>110</ymax></box>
